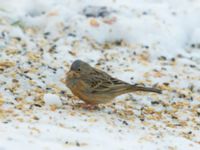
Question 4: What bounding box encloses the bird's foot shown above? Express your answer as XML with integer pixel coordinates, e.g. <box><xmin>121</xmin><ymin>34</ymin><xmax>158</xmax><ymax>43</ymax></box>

<box><xmin>79</xmin><ymin>103</ymin><xmax>99</xmax><ymax>110</ymax></box>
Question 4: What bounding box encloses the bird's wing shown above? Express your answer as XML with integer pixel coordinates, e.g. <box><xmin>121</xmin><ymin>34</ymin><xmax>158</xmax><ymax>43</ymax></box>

<box><xmin>83</xmin><ymin>69</ymin><xmax>130</xmax><ymax>93</ymax></box>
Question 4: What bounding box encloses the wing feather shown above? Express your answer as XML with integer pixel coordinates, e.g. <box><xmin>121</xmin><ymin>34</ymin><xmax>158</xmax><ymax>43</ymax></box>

<box><xmin>83</xmin><ymin>69</ymin><xmax>130</xmax><ymax>93</ymax></box>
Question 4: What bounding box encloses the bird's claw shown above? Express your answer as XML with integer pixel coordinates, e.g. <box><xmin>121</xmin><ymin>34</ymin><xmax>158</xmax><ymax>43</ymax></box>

<box><xmin>79</xmin><ymin>103</ymin><xmax>99</xmax><ymax>110</ymax></box>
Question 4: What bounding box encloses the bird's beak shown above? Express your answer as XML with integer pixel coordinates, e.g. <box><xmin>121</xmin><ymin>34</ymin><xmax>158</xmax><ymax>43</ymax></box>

<box><xmin>67</xmin><ymin>70</ymin><xmax>74</xmax><ymax>79</ymax></box>
<box><xmin>66</xmin><ymin>70</ymin><xmax>80</xmax><ymax>79</ymax></box>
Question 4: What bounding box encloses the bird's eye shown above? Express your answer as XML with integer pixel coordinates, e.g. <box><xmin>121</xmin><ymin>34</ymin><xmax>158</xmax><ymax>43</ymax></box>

<box><xmin>78</xmin><ymin>68</ymin><xmax>81</xmax><ymax>71</ymax></box>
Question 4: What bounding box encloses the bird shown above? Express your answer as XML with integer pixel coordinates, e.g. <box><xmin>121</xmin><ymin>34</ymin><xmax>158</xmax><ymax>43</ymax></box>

<box><xmin>65</xmin><ymin>60</ymin><xmax>162</xmax><ymax>105</ymax></box>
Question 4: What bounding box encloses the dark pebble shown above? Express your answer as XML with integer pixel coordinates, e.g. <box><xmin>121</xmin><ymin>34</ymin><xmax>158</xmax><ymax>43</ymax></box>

<box><xmin>158</xmin><ymin>56</ymin><xmax>167</xmax><ymax>61</ymax></box>
<box><xmin>177</xmin><ymin>54</ymin><xmax>183</xmax><ymax>58</ymax></box>
<box><xmin>163</xmin><ymin>82</ymin><xmax>169</xmax><ymax>86</ymax></box>
<box><xmin>171</xmin><ymin>58</ymin><xmax>175</xmax><ymax>62</ymax></box>
<box><xmin>44</xmin><ymin>32</ymin><xmax>50</xmax><ymax>36</ymax></box>
<box><xmin>188</xmin><ymin>131</ymin><xmax>192</xmax><ymax>134</ymax></box>
<box><xmin>46</xmin><ymin>87</ymin><xmax>52</xmax><ymax>90</ymax></box>
<box><xmin>76</xmin><ymin>141</ymin><xmax>80</xmax><ymax>147</ymax></box>
<box><xmin>191</xmin><ymin>44</ymin><xmax>195</xmax><ymax>48</ymax></box>
<box><xmin>12</xmin><ymin>79</ymin><xmax>18</xmax><ymax>83</ymax></box>
<box><xmin>60</xmin><ymin>90</ymin><xmax>66</xmax><ymax>95</ymax></box>
<box><xmin>3</xmin><ymin>120</ymin><xmax>11</xmax><ymax>124</ymax></box>
<box><xmin>14</xmin><ymin>37</ymin><xmax>21</xmax><ymax>41</ymax></box>
<box><xmin>49</xmin><ymin>45</ymin><xmax>57</xmax><ymax>52</ymax></box>
<box><xmin>179</xmin><ymin>94</ymin><xmax>186</xmax><ymax>98</ymax></box>
<box><xmin>190</xmin><ymin>64</ymin><xmax>196</xmax><ymax>68</ymax></box>
<box><xmin>140</xmin><ymin>118</ymin><xmax>145</xmax><ymax>122</ymax></box>
<box><xmin>68</xmin><ymin>33</ymin><xmax>76</xmax><ymax>37</ymax></box>
<box><xmin>33</xmin><ymin>104</ymin><xmax>42</xmax><ymax>107</ymax></box>
<box><xmin>107</xmin><ymin>111</ymin><xmax>112</xmax><ymax>115</ymax></box>
<box><xmin>144</xmin><ymin>45</ymin><xmax>149</xmax><ymax>49</ymax></box>
<box><xmin>142</xmin><ymin>11</ymin><xmax>148</xmax><ymax>15</ymax></box>
<box><xmin>115</xmin><ymin>40</ymin><xmax>123</xmax><ymax>46</ymax></box>
<box><xmin>171</xmin><ymin>115</ymin><xmax>178</xmax><ymax>119</ymax></box>
<box><xmin>83</xmin><ymin>6</ymin><xmax>111</xmax><ymax>18</ymax></box>
<box><xmin>122</xmin><ymin>120</ymin><xmax>129</xmax><ymax>126</ymax></box>
<box><xmin>188</xmin><ymin>97</ymin><xmax>193</xmax><ymax>101</ymax></box>
<box><xmin>151</xmin><ymin>101</ymin><xmax>160</xmax><ymax>105</ymax></box>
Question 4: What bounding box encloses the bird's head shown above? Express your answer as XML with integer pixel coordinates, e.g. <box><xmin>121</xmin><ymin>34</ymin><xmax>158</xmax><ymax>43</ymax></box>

<box><xmin>67</xmin><ymin>60</ymin><xmax>92</xmax><ymax>79</ymax></box>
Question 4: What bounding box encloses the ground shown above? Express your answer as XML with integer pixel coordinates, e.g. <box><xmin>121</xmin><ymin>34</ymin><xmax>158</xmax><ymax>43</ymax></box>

<box><xmin>0</xmin><ymin>0</ymin><xmax>200</xmax><ymax>149</ymax></box>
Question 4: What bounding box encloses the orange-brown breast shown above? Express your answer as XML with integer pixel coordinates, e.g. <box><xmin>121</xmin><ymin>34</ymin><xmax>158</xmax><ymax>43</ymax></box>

<box><xmin>68</xmin><ymin>79</ymin><xmax>91</xmax><ymax>102</ymax></box>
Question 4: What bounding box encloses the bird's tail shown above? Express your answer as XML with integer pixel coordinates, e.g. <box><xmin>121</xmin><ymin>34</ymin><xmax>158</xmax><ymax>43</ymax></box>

<box><xmin>130</xmin><ymin>84</ymin><xmax>162</xmax><ymax>94</ymax></box>
<box><xmin>110</xmin><ymin>84</ymin><xmax>162</xmax><ymax>97</ymax></box>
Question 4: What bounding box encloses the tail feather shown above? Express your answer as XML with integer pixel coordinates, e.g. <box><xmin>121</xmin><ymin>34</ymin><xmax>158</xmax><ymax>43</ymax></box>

<box><xmin>131</xmin><ymin>85</ymin><xmax>162</xmax><ymax>94</ymax></box>
<box><xmin>109</xmin><ymin>84</ymin><xmax>162</xmax><ymax>97</ymax></box>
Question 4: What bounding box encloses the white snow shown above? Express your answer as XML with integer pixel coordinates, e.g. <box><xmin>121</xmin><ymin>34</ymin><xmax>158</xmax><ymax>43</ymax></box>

<box><xmin>0</xmin><ymin>0</ymin><xmax>200</xmax><ymax>150</ymax></box>
<box><xmin>43</xmin><ymin>94</ymin><xmax>62</xmax><ymax>107</ymax></box>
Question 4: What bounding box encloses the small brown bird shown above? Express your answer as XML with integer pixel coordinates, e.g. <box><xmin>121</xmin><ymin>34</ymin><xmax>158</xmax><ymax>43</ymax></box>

<box><xmin>66</xmin><ymin>60</ymin><xmax>162</xmax><ymax>105</ymax></box>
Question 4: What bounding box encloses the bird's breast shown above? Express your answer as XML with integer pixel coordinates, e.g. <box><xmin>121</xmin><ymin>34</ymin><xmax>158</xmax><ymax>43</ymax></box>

<box><xmin>66</xmin><ymin>78</ymin><xmax>86</xmax><ymax>93</ymax></box>
<box><xmin>68</xmin><ymin>79</ymin><xmax>92</xmax><ymax>101</ymax></box>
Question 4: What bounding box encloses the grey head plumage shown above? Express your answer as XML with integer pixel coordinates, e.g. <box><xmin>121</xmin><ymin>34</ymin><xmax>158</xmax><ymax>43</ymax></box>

<box><xmin>70</xmin><ymin>60</ymin><xmax>92</xmax><ymax>74</ymax></box>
